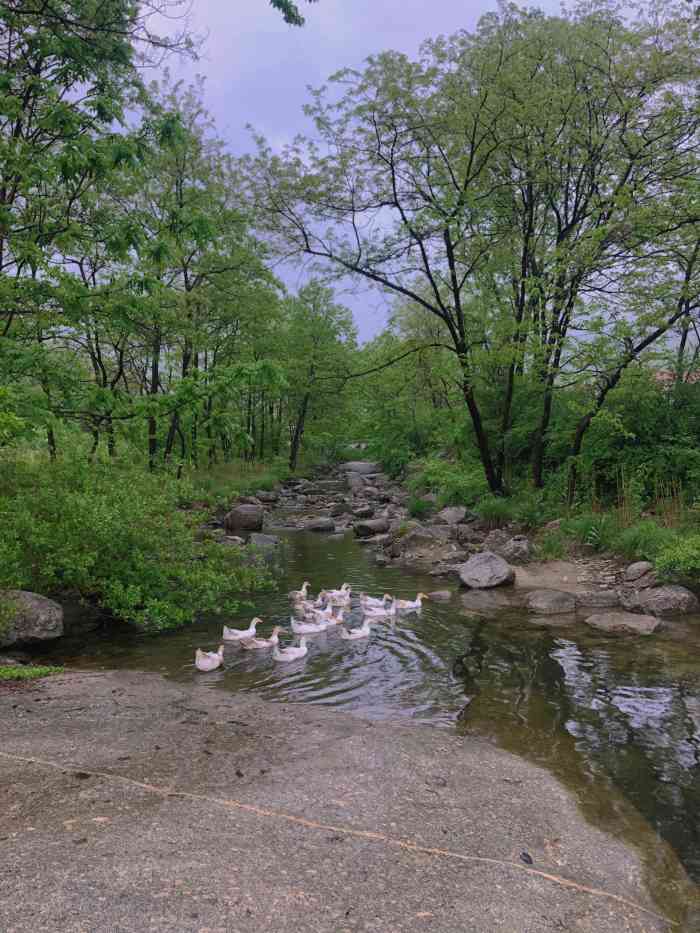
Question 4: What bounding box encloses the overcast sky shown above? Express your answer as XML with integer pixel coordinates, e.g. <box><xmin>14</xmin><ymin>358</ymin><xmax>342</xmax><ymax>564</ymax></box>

<box><xmin>171</xmin><ymin>0</ymin><xmax>562</xmax><ymax>340</ymax></box>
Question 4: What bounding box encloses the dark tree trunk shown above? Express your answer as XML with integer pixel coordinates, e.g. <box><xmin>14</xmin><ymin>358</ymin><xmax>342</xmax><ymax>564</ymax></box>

<box><xmin>289</xmin><ymin>392</ymin><xmax>310</xmax><ymax>471</ymax></box>
<box><xmin>458</xmin><ymin>355</ymin><xmax>502</xmax><ymax>495</ymax></box>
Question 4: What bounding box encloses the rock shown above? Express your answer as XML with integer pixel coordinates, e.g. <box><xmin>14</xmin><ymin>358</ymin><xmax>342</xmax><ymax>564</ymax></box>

<box><xmin>224</xmin><ymin>504</ymin><xmax>264</xmax><ymax>533</ymax></box>
<box><xmin>455</xmin><ymin>523</ymin><xmax>485</xmax><ymax>546</ymax></box>
<box><xmin>435</xmin><ymin>506</ymin><xmax>468</xmax><ymax>525</ymax></box>
<box><xmin>0</xmin><ymin>591</ymin><xmax>64</xmax><ymax>647</ymax></box>
<box><xmin>585</xmin><ymin>611</ymin><xmax>661</xmax><ymax>635</ymax></box>
<box><xmin>484</xmin><ymin>529</ymin><xmax>510</xmax><ymax>552</ymax></box>
<box><xmin>248</xmin><ymin>533</ymin><xmax>281</xmax><ymax>550</ymax></box>
<box><xmin>460</xmin><ymin>589</ymin><xmax>518</xmax><ymax>613</ymax></box>
<box><xmin>353</xmin><ymin>505</ymin><xmax>374</xmax><ymax>519</ymax></box>
<box><xmin>500</xmin><ymin>535</ymin><xmax>533</xmax><ymax>564</ymax></box>
<box><xmin>624</xmin><ymin>561</ymin><xmax>654</xmax><ymax>582</ymax></box>
<box><xmin>363</xmin><ymin>486</ymin><xmax>380</xmax><ymax>498</ymax></box>
<box><xmin>221</xmin><ymin>535</ymin><xmax>245</xmax><ymax>546</ymax></box>
<box><xmin>346</xmin><ymin>473</ymin><xmax>365</xmax><ymax>492</ymax></box>
<box><xmin>389</xmin><ymin>524</ymin><xmax>437</xmax><ymax>556</ymax></box>
<box><xmin>354</xmin><ymin>517</ymin><xmax>390</xmax><ymax>538</ymax></box>
<box><xmin>524</xmin><ymin>589</ymin><xmax>577</xmax><ymax>614</ymax></box>
<box><xmin>374</xmin><ymin>554</ymin><xmax>389</xmax><ymax>567</ymax></box>
<box><xmin>305</xmin><ymin>517</ymin><xmax>336</xmax><ymax>533</ymax></box>
<box><xmin>458</xmin><ymin>552</ymin><xmax>515</xmax><ymax>589</ymax></box>
<box><xmin>633</xmin><ymin>571</ymin><xmax>658</xmax><ymax>589</ymax></box>
<box><xmin>0</xmin><ymin>655</ymin><xmax>23</xmax><ymax>666</ymax></box>
<box><xmin>256</xmin><ymin>490</ymin><xmax>279</xmax><ymax>504</ymax></box>
<box><xmin>339</xmin><ymin>461</ymin><xmax>382</xmax><ymax>474</ymax></box>
<box><xmin>309</xmin><ymin>479</ymin><xmax>348</xmax><ymax>494</ymax></box>
<box><xmin>237</xmin><ymin>495</ymin><xmax>262</xmax><ymax>506</ymax></box>
<box><xmin>620</xmin><ymin>585</ymin><xmax>699</xmax><ymax>616</ymax></box>
<box><xmin>576</xmin><ymin>590</ymin><xmax>620</xmax><ymax>608</ymax></box>
<box><xmin>330</xmin><ymin>502</ymin><xmax>348</xmax><ymax>517</ymax></box>
<box><xmin>423</xmin><ymin>524</ymin><xmax>454</xmax><ymax>542</ymax></box>
<box><xmin>427</xmin><ymin>590</ymin><xmax>453</xmax><ymax>602</ymax></box>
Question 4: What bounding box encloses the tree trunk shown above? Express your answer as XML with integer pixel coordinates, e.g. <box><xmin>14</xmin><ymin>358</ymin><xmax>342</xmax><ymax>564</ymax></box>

<box><xmin>289</xmin><ymin>392</ymin><xmax>310</xmax><ymax>471</ymax></box>
<box><xmin>148</xmin><ymin>330</ymin><xmax>161</xmax><ymax>471</ymax></box>
<box><xmin>458</xmin><ymin>356</ymin><xmax>502</xmax><ymax>495</ymax></box>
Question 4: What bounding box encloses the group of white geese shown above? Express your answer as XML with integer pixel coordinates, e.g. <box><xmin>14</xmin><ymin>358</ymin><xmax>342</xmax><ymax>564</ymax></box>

<box><xmin>194</xmin><ymin>583</ymin><xmax>428</xmax><ymax>671</ymax></box>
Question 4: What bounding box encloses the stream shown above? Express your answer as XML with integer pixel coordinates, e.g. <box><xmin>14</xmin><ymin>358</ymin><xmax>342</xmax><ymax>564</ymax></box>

<box><xmin>41</xmin><ymin>527</ymin><xmax>700</xmax><ymax>904</ymax></box>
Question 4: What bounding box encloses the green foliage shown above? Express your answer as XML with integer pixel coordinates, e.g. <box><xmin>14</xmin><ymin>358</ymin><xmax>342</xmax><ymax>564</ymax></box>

<box><xmin>0</xmin><ymin>665</ymin><xmax>64</xmax><ymax>682</ymax></box>
<box><xmin>474</xmin><ymin>496</ymin><xmax>516</xmax><ymax>529</ymax></box>
<box><xmin>0</xmin><ymin>452</ymin><xmax>269</xmax><ymax>631</ymax></box>
<box><xmin>614</xmin><ymin>520</ymin><xmax>678</xmax><ymax>562</ymax></box>
<box><xmin>656</xmin><ymin>535</ymin><xmax>700</xmax><ymax>580</ymax></box>
<box><xmin>535</xmin><ymin>530</ymin><xmax>568</xmax><ymax>560</ymax></box>
<box><xmin>560</xmin><ymin>513</ymin><xmax>618</xmax><ymax>552</ymax></box>
<box><xmin>407</xmin><ymin>457</ymin><xmax>487</xmax><ymax>506</ymax></box>
<box><xmin>407</xmin><ymin>496</ymin><xmax>432</xmax><ymax>519</ymax></box>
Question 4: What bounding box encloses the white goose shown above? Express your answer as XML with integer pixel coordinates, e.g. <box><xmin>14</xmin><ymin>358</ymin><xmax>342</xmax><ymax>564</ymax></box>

<box><xmin>339</xmin><ymin>619</ymin><xmax>372</xmax><ymax>640</ymax></box>
<box><xmin>291</xmin><ymin>616</ymin><xmax>330</xmax><ymax>635</ymax></box>
<box><xmin>195</xmin><ymin>645</ymin><xmax>224</xmax><ymax>672</ymax></box>
<box><xmin>223</xmin><ymin>617</ymin><xmax>261</xmax><ymax>641</ymax></box>
<box><xmin>289</xmin><ymin>581</ymin><xmax>311</xmax><ymax>602</ymax></box>
<box><xmin>273</xmin><ymin>636</ymin><xmax>308</xmax><ymax>662</ymax></box>
<box><xmin>240</xmin><ymin>625</ymin><xmax>283</xmax><ymax>651</ymax></box>
<box><xmin>363</xmin><ymin>597</ymin><xmax>397</xmax><ymax>618</ymax></box>
<box><xmin>326</xmin><ymin>583</ymin><xmax>352</xmax><ymax>602</ymax></box>
<box><xmin>360</xmin><ymin>592</ymin><xmax>392</xmax><ymax>610</ymax></box>
<box><xmin>393</xmin><ymin>593</ymin><xmax>428</xmax><ymax>612</ymax></box>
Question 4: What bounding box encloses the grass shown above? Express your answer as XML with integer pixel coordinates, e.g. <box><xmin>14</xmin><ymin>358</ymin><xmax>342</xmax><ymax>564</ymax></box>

<box><xmin>0</xmin><ymin>664</ymin><xmax>64</xmax><ymax>681</ymax></box>
<box><xmin>187</xmin><ymin>458</ymin><xmax>299</xmax><ymax>507</ymax></box>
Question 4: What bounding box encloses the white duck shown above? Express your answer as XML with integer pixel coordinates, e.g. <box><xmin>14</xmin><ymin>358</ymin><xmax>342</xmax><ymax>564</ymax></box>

<box><xmin>393</xmin><ymin>593</ymin><xmax>428</xmax><ymax>612</ymax></box>
<box><xmin>223</xmin><ymin>617</ymin><xmax>261</xmax><ymax>641</ymax></box>
<box><xmin>326</xmin><ymin>583</ymin><xmax>352</xmax><ymax>601</ymax></box>
<box><xmin>273</xmin><ymin>637</ymin><xmax>308</xmax><ymax>662</ymax></box>
<box><xmin>363</xmin><ymin>597</ymin><xmax>397</xmax><ymax>618</ymax></box>
<box><xmin>339</xmin><ymin>619</ymin><xmax>372</xmax><ymax>640</ymax></box>
<box><xmin>291</xmin><ymin>616</ymin><xmax>330</xmax><ymax>635</ymax></box>
<box><xmin>289</xmin><ymin>581</ymin><xmax>311</xmax><ymax>602</ymax></box>
<box><xmin>240</xmin><ymin>625</ymin><xmax>283</xmax><ymax>651</ymax></box>
<box><xmin>360</xmin><ymin>592</ymin><xmax>392</xmax><ymax>610</ymax></box>
<box><xmin>195</xmin><ymin>645</ymin><xmax>224</xmax><ymax>672</ymax></box>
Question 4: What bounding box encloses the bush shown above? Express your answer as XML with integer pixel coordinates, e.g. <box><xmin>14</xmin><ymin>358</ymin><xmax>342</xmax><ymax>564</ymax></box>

<box><xmin>655</xmin><ymin>535</ymin><xmax>700</xmax><ymax>580</ymax></box>
<box><xmin>0</xmin><ymin>453</ymin><xmax>269</xmax><ymax>631</ymax></box>
<box><xmin>536</xmin><ymin>529</ymin><xmax>568</xmax><ymax>560</ymax></box>
<box><xmin>474</xmin><ymin>495</ymin><xmax>516</xmax><ymax>529</ymax></box>
<box><xmin>407</xmin><ymin>456</ymin><xmax>487</xmax><ymax>506</ymax></box>
<box><xmin>614</xmin><ymin>520</ymin><xmax>677</xmax><ymax>561</ymax></box>
<box><xmin>560</xmin><ymin>512</ymin><xmax>618</xmax><ymax>552</ymax></box>
<box><xmin>408</xmin><ymin>496</ymin><xmax>433</xmax><ymax>518</ymax></box>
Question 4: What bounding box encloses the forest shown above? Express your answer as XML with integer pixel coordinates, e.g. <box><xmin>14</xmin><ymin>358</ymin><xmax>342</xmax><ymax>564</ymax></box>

<box><xmin>2</xmin><ymin>0</ymin><xmax>700</xmax><ymax>631</ymax></box>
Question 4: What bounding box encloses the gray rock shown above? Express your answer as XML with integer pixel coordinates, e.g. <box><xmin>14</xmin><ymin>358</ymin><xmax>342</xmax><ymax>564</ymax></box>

<box><xmin>255</xmin><ymin>490</ymin><xmax>279</xmax><ymax>503</ymax></box>
<box><xmin>221</xmin><ymin>535</ymin><xmax>245</xmax><ymax>547</ymax></box>
<box><xmin>330</xmin><ymin>502</ymin><xmax>348</xmax><ymax>517</ymax></box>
<box><xmin>455</xmin><ymin>523</ymin><xmax>485</xmax><ymax>546</ymax></box>
<box><xmin>309</xmin><ymin>479</ymin><xmax>348</xmax><ymax>494</ymax></box>
<box><xmin>576</xmin><ymin>589</ymin><xmax>620</xmax><ymax>608</ymax></box>
<box><xmin>460</xmin><ymin>589</ymin><xmax>518</xmax><ymax>613</ymax></box>
<box><xmin>305</xmin><ymin>517</ymin><xmax>336</xmax><ymax>533</ymax></box>
<box><xmin>346</xmin><ymin>473</ymin><xmax>365</xmax><ymax>492</ymax></box>
<box><xmin>363</xmin><ymin>473</ymin><xmax>389</xmax><ymax>486</ymax></box>
<box><xmin>389</xmin><ymin>524</ymin><xmax>437</xmax><ymax>555</ymax></box>
<box><xmin>427</xmin><ymin>590</ymin><xmax>453</xmax><ymax>602</ymax></box>
<box><xmin>624</xmin><ymin>561</ymin><xmax>654</xmax><ymax>582</ymax></box>
<box><xmin>585</xmin><ymin>611</ymin><xmax>661</xmax><ymax>635</ymax></box>
<box><xmin>248</xmin><ymin>533</ymin><xmax>281</xmax><ymax>550</ymax></box>
<box><xmin>500</xmin><ymin>535</ymin><xmax>533</xmax><ymax>564</ymax></box>
<box><xmin>224</xmin><ymin>504</ymin><xmax>264</xmax><ymax>533</ymax></box>
<box><xmin>621</xmin><ymin>585</ymin><xmax>699</xmax><ymax>616</ymax></box>
<box><xmin>363</xmin><ymin>486</ymin><xmax>379</xmax><ymax>498</ymax></box>
<box><xmin>237</xmin><ymin>495</ymin><xmax>262</xmax><ymax>506</ymax></box>
<box><xmin>0</xmin><ymin>655</ymin><xmax>23</xmax><ymax>666</ymax></box>
<box><xmin>339</xmin><ymin>461</ymin><xmax>382</xmax><ymax>474</ymax></box>
<box><xmin>525</xmin><ymin>589</ymin><xmax>576</xmax><ymax>614</ymax></box>
<box><xmin>484</xmin><ymin>529</ymin><xmax>510</xmax><ymax>551</ymax></box>
<box><xmin>0</xmin><ymin>591</ymin><xmax>64</xmax><ymax>647</ymax></box>
<box><xmin>354</xmin><ymin>517</ymin><xmax>390</xmax><ymax>538</ymax></box>
<box><xmin>374</xmin><ymin>554</ymin><xmax>389</xmax><ymax>566</ymax></box>
<box><xmin>435</xmin><ymin>506</ymin><xmax>468</xmax><ymax>525</ymax></box>
<box><xmin>353</xmin><ymin>505</ymin><xmax>374</xmax><ymax>519</ymax></box>
<box><xmin>458</xmin><ymin>552</ymin><xmax>515</xmax><ymax>589</ymax></box>
<box><xmin>633</xmin><ymin>571</ymin><xmax>658</xmax><ymax>589</ymax></box>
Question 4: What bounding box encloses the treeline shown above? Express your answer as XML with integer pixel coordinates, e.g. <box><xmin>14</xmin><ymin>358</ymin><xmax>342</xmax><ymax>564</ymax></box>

<box><xmin>249</xmin><ymin>1</ymin><xmax>700</xmax><ymax>501</ymax></box>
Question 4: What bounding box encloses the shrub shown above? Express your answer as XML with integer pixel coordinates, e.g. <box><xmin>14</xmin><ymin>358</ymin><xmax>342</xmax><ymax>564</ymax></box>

<box><xmin>614</xmin><ymin>520</ymin><xmax>677</xmax><ymax>561</ymax></box>
<box><xmin>561</xmin><ymin>512</ymin><xmax>618</xmax><ymax>551</ymax></box>
<box><xmin>407</xmin><ymin>456</ymin><xmax>487</xmax><ymax>506</ymax></box>
<box><xmin>474</xmin><ymin>496</ymin><xmax>516</xmax><ymax>529</ymax></box>
<box><xmin>0</xmin><ymin>665</ymin><xmax>64</xmax><ymax>682</ymax></box>
<box><xmin>408</xmin><ymin>496</ymin><xmax>433</xmax><ymax>518</ymax></box>
<box><xmin>0</xmin><ymin>453</ymin><xmax>269</xmax><ymax>631</ymax></box>
<box><xmin>655</xmin><ymin>535</ymin><xmax>700</xmax><ymax>580</ymax></box>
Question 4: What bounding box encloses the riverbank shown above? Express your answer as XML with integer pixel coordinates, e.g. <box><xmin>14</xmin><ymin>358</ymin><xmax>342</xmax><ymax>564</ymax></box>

<box><xmin>1</xmin><ymin>669</ymin><xmax>696</xmax><ymax>932</ymax></box>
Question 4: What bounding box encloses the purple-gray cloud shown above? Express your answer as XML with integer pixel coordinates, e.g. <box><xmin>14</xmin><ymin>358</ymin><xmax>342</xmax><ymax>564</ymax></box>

<box><xmin>173</xmin><ymin>0</ymin><xmax>563</xmax><ymax>340</ymax></box>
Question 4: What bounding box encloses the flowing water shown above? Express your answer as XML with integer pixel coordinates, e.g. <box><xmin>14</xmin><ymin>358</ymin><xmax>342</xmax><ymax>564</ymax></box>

<box><xmin>40</xmin><ymin>528</ymin><xmax>700</xmax><ymax>917</ymax></box>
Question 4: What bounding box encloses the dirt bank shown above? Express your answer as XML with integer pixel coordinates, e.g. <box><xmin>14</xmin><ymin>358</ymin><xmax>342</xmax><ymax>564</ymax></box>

<box><xmin>1</xmin><ymin>670</ymin><xmax>696</xmax><ymax>932</ymax></box>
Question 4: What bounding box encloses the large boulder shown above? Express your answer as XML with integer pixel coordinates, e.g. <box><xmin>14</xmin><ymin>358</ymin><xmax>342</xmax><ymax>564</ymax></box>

<box><xmin>458</xmin><ymin>552</ymin><xmax>515</xmax><ymax>589</ymax></box>
<box><xmin>500</xmin><ymin>535</ymin><xmax>533</xmax><ymax>564</ymax></box>
<box><xmin>585</xmin><ymin>611</ymin><xmax>661</xmax><ymax>635</ymax></box>
<box><xmin>460</xmin><ymin>589</ymin><xmax>519</xmax><ymax>613</ymax></box>
<box><xmin>621</xmin><ymin>585</ymin><xmax>699</xmax><ymax>616</ymax></box>
<box><xmin>224</xmin><ymin>504</ymin><xmax>264</xmax><ymax>533</ymax></box>
<box><xmin>0</xmin><ymin>591</ymin><xmax>64</xmax><ymax>647</ymax></box>
<box><xmin>624</xmin><ymin>561</ymin><xmax>654</xmax><ymax>582</ymax></box>
<box><xmin>353</xmin><ymin>505</ymin><xmax>374</xmax><ymax>519</ymax></box>
<box><xmin>389</xmin><ymin>524</ymin><xmax>437</xmax><ymax>556</ymax></box>
<box><xmin>576</xmin><ymin>589</ymin><xmax>620</xmax><ymax>609</ymax></box>
<box><xmin>435</xmin><ymin>506</ymin><xmax>468</xmax><ymax>526</ymax></box>
<box><xmin>346</xmin><ymin>473</ymin><xmax>366</xmax><ymax>492</ymax></box>
<box><xmin>354</xmin><ymin>517</ymin><xmax>390</xmax><ymax>538</ymax></box>
<box><xmin>525</xmin><ymin>589</ymin><xmax>576</xmax><ymax>614</ymax></box>
<box><xmin>237</xmin><ymin>495</ymin><xmax>262</xmax><ymax>506</ymax></box>
<box><xmin>255</xmin><ymin>490</ymin><xmax>279</xmax><ymax>504</ymax></box>
<box><xmin>339</xmin><ymin>461</ymin><xmax>382</xmax><ymax>475</ymax></box>
<box><xmin>455</xmin><ymin>523</ymin><xmax>485</xmax><ymax>546</ymax></box>
<box><xmin>306</xmin><ymin>517</ymin><xmax>336</xmax><ymax>533</ymax></box>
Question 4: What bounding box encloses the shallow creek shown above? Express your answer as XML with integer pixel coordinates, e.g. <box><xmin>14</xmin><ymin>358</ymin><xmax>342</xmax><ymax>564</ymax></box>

<box><xmin>42</xmin><ymin>528</ymin><xmax>700</xmax><ymax>908</ymax></box>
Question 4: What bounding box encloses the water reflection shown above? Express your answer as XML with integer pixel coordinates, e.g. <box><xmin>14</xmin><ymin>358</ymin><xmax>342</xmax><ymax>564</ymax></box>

<box><xmin>40</xmin><ymin>529</ymin><xmax>700</xmax><ymax>895</ymax></box>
